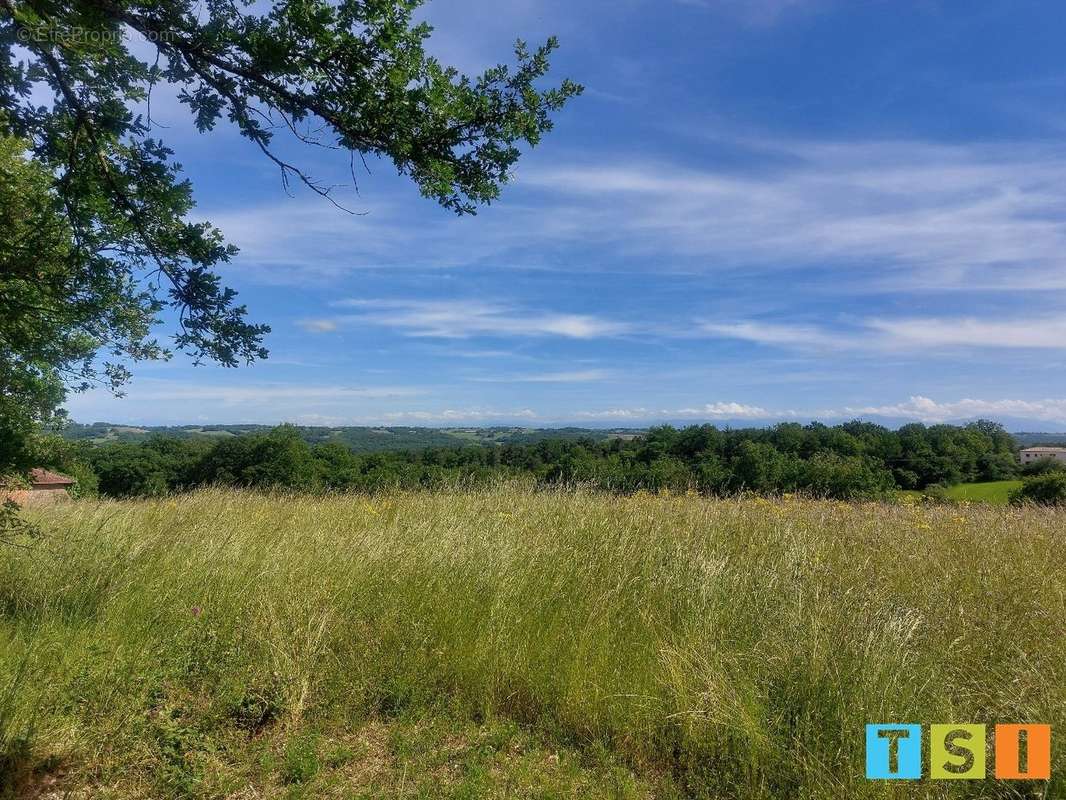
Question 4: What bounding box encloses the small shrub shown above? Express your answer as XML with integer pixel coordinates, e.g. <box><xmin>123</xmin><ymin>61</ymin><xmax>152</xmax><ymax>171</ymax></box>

<box><xmin>322</xmin><ymin>743</ymin><xmax>355</xmax><ymax>769</ymax></box>
<box><xmin>150</xmin><ymin>707</ymin><xmax>208</xmax><ymax>798</ymax></box>
<box><xmin>919</xmin><ymin>484</ymin><xmax>951</xmax><ymax>504</ymax></box>
<box><xmin>1010</xmin><ymin>472</ymin><xmax>1066</xmax><ymax>506</ymax></box>
<box><xmin>1019</xmin><ymin>457</ymin><xmax>1066</xmax><ymax>477</ymax></box>
<box><xmin>230</xmin><ymin>686</ymin><xmax>283</xmax><ymax>736</ymax></box>
<box><xmin>0</xmin><ymin>500</ymin><xmax>39</xmax><ymax>543</ymax></box>
<box><xmin>280</xmin><ymin>734</ymin><xmax>319</xmax><ymax>785</ymax></box>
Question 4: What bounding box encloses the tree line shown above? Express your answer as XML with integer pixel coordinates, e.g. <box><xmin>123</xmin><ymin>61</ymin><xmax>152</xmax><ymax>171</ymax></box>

<box><xmin>27</xmin><ymin>419</ymin><xmax>1029</xmax><ymax>501</ymax></box>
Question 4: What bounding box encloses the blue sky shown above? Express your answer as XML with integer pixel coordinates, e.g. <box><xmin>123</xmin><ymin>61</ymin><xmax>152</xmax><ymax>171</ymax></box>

<box><xmin>66</xmin><ymin>0</ymin><xmax>1066</xmax><ymax>428</ymax></box>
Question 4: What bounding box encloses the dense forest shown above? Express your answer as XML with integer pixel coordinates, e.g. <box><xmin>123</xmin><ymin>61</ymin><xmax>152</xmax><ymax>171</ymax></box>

<box><xmin>31</xmin><ymin>419</ymin><xmax>1028</xmax><ymax>500</ymax></box>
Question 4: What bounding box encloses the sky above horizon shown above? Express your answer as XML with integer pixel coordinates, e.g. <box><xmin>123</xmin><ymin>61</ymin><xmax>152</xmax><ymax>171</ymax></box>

<box><xmin>64</xmin><ymin>0</ymin><xmax>1066</xmax><ymax>428</ymax></box>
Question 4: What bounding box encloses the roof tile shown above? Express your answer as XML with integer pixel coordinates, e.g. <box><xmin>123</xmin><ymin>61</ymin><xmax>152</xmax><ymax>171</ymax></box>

<box><xmin>29</xmin><ymin>468</ymin><xmax>76</xmax><ymax>486</ymax></box>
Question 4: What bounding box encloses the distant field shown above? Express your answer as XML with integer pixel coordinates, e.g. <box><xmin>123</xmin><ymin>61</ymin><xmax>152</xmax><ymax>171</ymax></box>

<box><xmin>3</xmin><ymin>490</ymin><xmax>1063</xmax><ymax>798</ymax></box>
<box><xmin>943</xmin><ymin>480</ymin><xmax>1023</xmax><ymax>504</ymax></box>
<box><xmin>897</xmin><ymin>480</ymin><xmax>1024</xmax><ymax>505</ymax></box>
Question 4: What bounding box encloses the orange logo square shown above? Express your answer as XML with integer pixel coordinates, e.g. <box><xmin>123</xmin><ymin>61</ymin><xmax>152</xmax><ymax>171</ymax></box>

<box><xmin>994</xmin><ymin>724</ymin><xmax>1051</xmax><ymax>780</ymax></box>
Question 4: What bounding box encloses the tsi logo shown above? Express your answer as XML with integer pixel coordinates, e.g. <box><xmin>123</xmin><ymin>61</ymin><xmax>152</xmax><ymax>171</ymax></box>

<box><xmin>865</xmin><ymin>723</ymin><xmax>1051</xmax><ymax>780</ymax></box>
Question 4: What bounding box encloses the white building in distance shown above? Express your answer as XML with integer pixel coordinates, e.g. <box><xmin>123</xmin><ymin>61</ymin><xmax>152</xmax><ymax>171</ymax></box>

<box><xmin>1019</xmin><ymin>446</ymin><xmax>1066</xmax><ymax>465</ymax></box>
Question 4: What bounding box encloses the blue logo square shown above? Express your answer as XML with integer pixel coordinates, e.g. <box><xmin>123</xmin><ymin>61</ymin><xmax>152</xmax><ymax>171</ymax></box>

<box><xmin>866</xmin><ymin>724</ymin><xmax>922</xmax><ymax>779</ymax></box>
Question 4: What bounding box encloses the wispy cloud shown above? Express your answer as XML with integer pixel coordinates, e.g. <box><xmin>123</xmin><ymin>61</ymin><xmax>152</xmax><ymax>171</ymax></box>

<box><xmin>831</xmin><ymin>396</ymin><xmax>1066</xmax><ymax>425</ymax></box>
<box><xmin>447</xmin><ymin>349</ymin><xmax>520</xmax><ymax>359</ymax></box>
<box><xmin>62</xmin><ymin>377</ymin><xmax>467</xmax><ymax>427</ymax></box>
<box><xmin>378</xmin><ymin>407</ymin><xmax>540</xmax><ymax>423</ymax></box>
<box><xmin>471</xmin><ymin>369</ymin><xmax>613</xmax><ymax>383</ymax></box>
<box><xmin>66</xmin><ymin>379</ymin><xmax>422</xmax><ymax>410</ymax></box>
<box><xmin>520</xmin><ymin>140</ymin><xmax>1066</xmax><ymax>291</ymax></box>
<box><xmin>573</xmin><ymin>401</ymin><xmax>778</xmax><ymax>420</ymax></box>
<box><xmin>208</xmin><ymin>136</ymin><xmax>1066</xmax><ymax>295</ymax></box>
<box><xmin>568</xmin><ymin>396</ymin><xmax>1066</xmax><ymax>426</ymax></box>
<box><xmin>562</xmin><ymin>396</ymin><xmax>1066</xmax><ymax>426</ymax></box>
<box><xmin>865</xmin><ymin>317</ymin><xmax>1066</xmax><ymax>350</ymax></box>
<box><xmin>704</xmin><ymin>315</ymin><xmax>1066</xmax><ymax>352</ymax></box>
<box><xmin>63</xmin><ymin>380</ymin><xmax>1066</xmax><ymax>427</ymax></box>
<box><xmin>325</xmin><ymin>299</ymin><xmax>630</xmax><ymax>339</ymax></box>
<box><xmin>298</xmin><ymin>318</ymin><xmax>340</xmax><ymax>333</ymax></box>
<box><xmin>701</xmin><ymin>321</ymin><xmax>842</xmax><ymax>349</ymax></box>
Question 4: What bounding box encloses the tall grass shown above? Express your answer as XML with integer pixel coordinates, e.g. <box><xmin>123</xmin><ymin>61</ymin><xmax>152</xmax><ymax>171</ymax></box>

<box><xmin>1</xmin><ymin>487</ymin><xmax>1063</xmax><ymax>797</ymax></box>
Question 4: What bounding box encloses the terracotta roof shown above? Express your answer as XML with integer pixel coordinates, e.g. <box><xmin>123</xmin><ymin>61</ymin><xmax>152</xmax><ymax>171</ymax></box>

<box><xmin>29</xmin><ymin>468</ymin><xmax>76</xmax><ymax>486</ymax></box>
<box><xmin>1021</xmin><ymin>446</ymin><xmax>1066</xmax><ymax>453</ymax></box>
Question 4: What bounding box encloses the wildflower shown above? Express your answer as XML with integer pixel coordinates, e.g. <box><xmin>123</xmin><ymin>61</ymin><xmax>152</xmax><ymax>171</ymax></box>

<box><xmin>191</xmin><ymin>606</ymin><xmax>202</xmax><ymax>618</ymax></box>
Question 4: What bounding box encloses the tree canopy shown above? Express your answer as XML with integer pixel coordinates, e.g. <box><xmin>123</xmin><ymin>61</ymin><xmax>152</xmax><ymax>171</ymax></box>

<box><xmin>0</xmin><ymin>0</ymin><xmax>580</xmax><ymax>471</ymax></box>
<box><xmin>54</xmin><ymin>419</ymin><xmax>1021</xmax><ymax>500</ymax></box>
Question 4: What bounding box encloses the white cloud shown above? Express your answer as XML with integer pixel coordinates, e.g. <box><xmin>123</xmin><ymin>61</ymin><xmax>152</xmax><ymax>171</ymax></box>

<box><xmin>519</xmin><ymin>140</ymin><xmax>1066</xmax><ymax>291</ymax></box>
<box><xmin>328</xmin><ymin>299</ymin><xmax>630</xmax><ymax>339</ymax></box>
<box><xmin>865</xmin><ymin>318</ymin><xmax>1066</xmax><ymax>350</ymax></box>
<box><xmin>682</xmin><ymin>402</ymin><xmax>778</xmax><ymax>418</ymax></box>
<box><xmin>472</xmin><ymin>369</ymin><xmax>613</xmax><ymax>383</ymax></box>
<box><xmin>449</xmin><ymin>349</ymin><xmax>520</xmax><ymax>359</ymax></box>
<box><xmin>63</xmin><ymin>380</ymin><xmax>441</xmax><ymax>427</ymax></box>
<box><xmin>701</xmin><ymin>321</ymin><xmax>841</xmax><ymax>349</ymax></box>
<box><xmin>63</xmin><ymin>382</ymin><xmax>1066</xmax><ymax>427</ymax></box>
<box><xmin>65</xmin><ymin>379</ymin><xmax>422</xmax><ymax>411</ymax></box>
<box><xmin>571</xmin><ymin>401</ymin><xmax>780</xmax><ymax>420</ymax></box>
<box><xmin>833</xmin><ymin>396</ymin><xmax>1066</xmax><ymax>425</ymax></box>
<box><xmin>379</xmin><ymin>408</ymin><xmax>540</xmax><ymax>422</ymax></box>
<box><xmin>298</xmin><ymin>318</ymin><xmax>339</xmax><ymax>333</ymax></box>
<box><xmin>206</xmin><ymin>136</ymin><xmax>1066</xmax><ymax>295</ymax></box>
<box><xmin>704</xmin><ymin>316</ymin><xmax>1066</xmax><ymax>352</ymax></box>
<box><xmin>570</xmin><ymin>396</ymin><xmax>1066</xmax><ymax>425</ymax></box>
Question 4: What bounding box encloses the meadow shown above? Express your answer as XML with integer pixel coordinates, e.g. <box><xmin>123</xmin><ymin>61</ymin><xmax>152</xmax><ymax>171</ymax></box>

<box><xmin>896</xmin><ymin>481</ymin><xmax>1026</xmax><ymax>506</ymax></box>
<box><xmin>1</xmin><ymin>488</ymin><xmax>1063</xmax><ymax>798</ymax></box>
<box><xmin>942</xmin><ymin>481</ymin><xmax>1024</xmax><ymax>505</ymax></box>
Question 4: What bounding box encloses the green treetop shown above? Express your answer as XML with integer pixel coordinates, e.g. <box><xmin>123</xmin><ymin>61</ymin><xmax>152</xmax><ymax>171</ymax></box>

<box><xmin>0</xmin><ymin>0</ymin><xmax>580</xmax><ymax>470</ymax></box>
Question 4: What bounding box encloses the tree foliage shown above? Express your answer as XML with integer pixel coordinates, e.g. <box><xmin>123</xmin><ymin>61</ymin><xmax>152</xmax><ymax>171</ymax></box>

<box><xmin>1010</xmin><ymin>472</ymin><xmax>1066</xmax><ymax>506</ymax></box>
<box><xmin>0</xmin><ymin>135</ymin><xmax>77</xmax><ymax>469</ymax></box>
<box><xmin>67</xmin><ymin>419</ymin><xmax>1020</xmax><ymax>500</ymax></box>
<box><xmin>0</xmin><ymin>0</ymin><xmax>580</xmax><ymax>471</ymax></box>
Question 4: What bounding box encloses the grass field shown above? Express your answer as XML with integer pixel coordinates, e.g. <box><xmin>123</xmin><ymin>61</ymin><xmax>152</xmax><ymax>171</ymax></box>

<box><xmin>897</xmin><ymin>480</ymin><xmax>1024</xmax><ymax>505</ymax></box>
<box><xmin>1</xmin><ymin>489</ymin><xmax>1063</xmax><ymax>798</ymax></box>
<box><xmin>942</xmin><ymin>481</ymin><xmax>1024</xmax><ymax>504</ymax></box>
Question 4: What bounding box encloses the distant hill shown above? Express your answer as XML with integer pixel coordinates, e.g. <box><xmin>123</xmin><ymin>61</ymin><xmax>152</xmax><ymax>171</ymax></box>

<box><xmin>56</xmin><ymin>422</ymin><xmax>640</xmax><ymax>453</ymax></box>
<box><xmin>1011</xmin><ymin>431</ymin><xmax>1066</xmax><ymax>447</ymax></box>
<box><xmin>56</xmin><ymin>420</ymin><xmax>1066</xmax><ymax>453</ymax></box>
